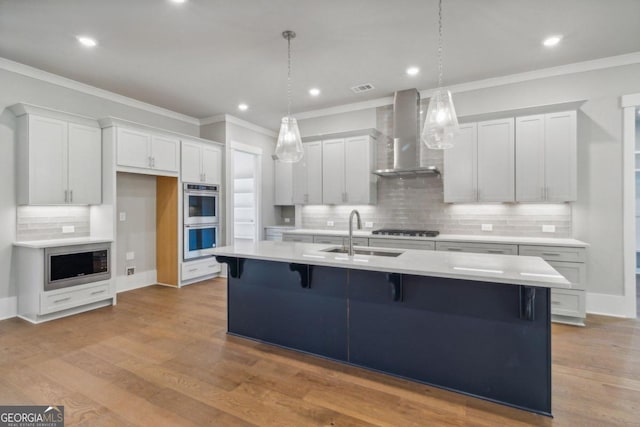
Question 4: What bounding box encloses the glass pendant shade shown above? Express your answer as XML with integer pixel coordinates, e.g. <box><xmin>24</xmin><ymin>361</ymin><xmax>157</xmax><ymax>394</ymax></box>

<box><xmin>275</xmin><ymin>116</ymin><xmax>304</xmax><ymax>163</ymax></box>
<box><xmin>421</xmin><ymin>88</ymin><xmax>459</xmax><ymax>150</ymax></box>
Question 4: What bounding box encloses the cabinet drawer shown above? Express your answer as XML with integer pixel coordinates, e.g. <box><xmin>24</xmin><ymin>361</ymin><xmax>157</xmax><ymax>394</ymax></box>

<box><xmin>313</xmin><ymin>235</ymin><xmax>344</xmax><ymax>245</ymax></box>
<box><xmin>283</xmin><ymin>234</ymin><xmax>314</xmax><ymax>243</ymax></box>
<box><xmin>550</xmin><ymin>289</ymin><xmax>585</xmax><ymax>318</ymax></box>
<box><xmin>182</xmin><ymin>259</ymin><xmax>221</xmax><ymax>281</ymax></box>
<box><xmin>548</xmin><ymin>261</ymin><xmax>586</xmax><ymax>290</ymax></box>
<box><xmin>41</xmin><ymin>282</ymin><xmax>111</xmax><ymax>315</ymax></box>
<box><xmin>368</xmin><ymin>238</ymin><xmax>435</xmax><ymax>251</ymax></box>
<box><xmin>343</xmin><ymin>237</ymin><xmax>369</xmax><ymax>247</ymax></box>
<box><xmin>435</xmin><ymin>241</ymin><xmax>518</xmax><ymax>255</ymax></box>
<box><xmin>519</xmin><ymin>245</ymin><xmax>585</xmax><ymax>262</ymax></box>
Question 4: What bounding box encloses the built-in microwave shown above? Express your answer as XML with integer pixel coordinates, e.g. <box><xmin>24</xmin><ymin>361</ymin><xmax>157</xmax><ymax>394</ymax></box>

<box><xmin>45</xmin><ymin>243</ymin><xmax>111</xmax><ymax>291</ymax></box>
<box><xmin>184</xmin><ymin>223</ymin><xmax>218</xmax><ymax>260</ymax></box>
<box><xmin>184</xmin><ymin>183</ymin><xmax>219</xmax><ymax>225</ymax></box>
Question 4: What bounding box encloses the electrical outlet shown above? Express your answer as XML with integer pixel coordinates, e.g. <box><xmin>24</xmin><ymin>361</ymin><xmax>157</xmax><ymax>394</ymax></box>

<box><xmin>126</xmin><ymin>266</ymin><xmax>135</xmax><ymax>276</ymax></box>
<box><xmin>62</xmin><ymin>225</ymin><xmax>75</xmax><ymax>234</ymax></box>
<box><xmin>481</xmin><ymin>224</ymin><xmax>493</xmax><ymax>231</ymax></box>
<box><xmin>327</xmin><ymin>220</ymin><xmax>335</xmax><ymax>227</ymax></box>
<box><xmin>542</xmin><ymin>225</ymin><xmax>556</xmax><ymax>233</ymax></box>
<box><xmin>126</xmin><ymin>251</ymin><xmax>135</xmax><ymax>261</ymax></box>
<box><xmin>119</xmin><ymin>212</ymin><xmax>126</xmax><ymax>221</ymax></box>
<box><xmin>364</xmin><ymin>221</ymin><xmax>374</xmax><ymax>228</ymax></box>
<box><xmin>284</xmin><ymin>217</ymin><xmax>291</xmax><ymax>223</ymax></box>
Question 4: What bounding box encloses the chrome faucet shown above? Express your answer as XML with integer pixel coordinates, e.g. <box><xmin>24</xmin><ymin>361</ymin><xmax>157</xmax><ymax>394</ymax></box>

<box><xmin>348</xmin><ymin>209</ymin><xmax>362</xmax><ymax>256</ymax></box>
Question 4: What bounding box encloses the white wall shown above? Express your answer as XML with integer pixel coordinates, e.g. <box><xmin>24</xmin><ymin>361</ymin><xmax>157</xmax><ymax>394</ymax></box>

<box><xmin>0</xmin><ymin>66</ymin><xmax>199</xmax><ymax>315</ymax></box>
<box><xmin>298</xmin><ymin>63</ymin><xmax>640</xmax><ymax>300</ymax></box>
<box><xmin>298</xmin><ymin>108</ymin><xmax>376</xmax><ymax>137</ymax></box>
<box><xmin>116</xmin><ymin>173</ymin><xmax>157</xmax><ymax>290</ymax></box>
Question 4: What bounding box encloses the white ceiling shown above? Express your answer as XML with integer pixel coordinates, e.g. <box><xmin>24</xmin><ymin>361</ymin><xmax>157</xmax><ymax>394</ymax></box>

<box><xmin>1</xmin><ymin>0</ymin><xmax>639</xmax><ymax>129</ymax></box>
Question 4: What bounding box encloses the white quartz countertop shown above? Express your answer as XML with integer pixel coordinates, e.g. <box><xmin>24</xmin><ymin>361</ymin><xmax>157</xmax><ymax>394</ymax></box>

<box><xmin>14</xmin><ymin>237</ymin><xmax>113</xmax><ymax>249</ymax></box>
<box><xmin>282</xmin><ymin>229</ymin><xmax>588</xmax><ymax>247</ymax></box>
<box><xmin>207</xmin><ymin>241</ymin><xmax>571</xmax><ymax>289</ymax></box>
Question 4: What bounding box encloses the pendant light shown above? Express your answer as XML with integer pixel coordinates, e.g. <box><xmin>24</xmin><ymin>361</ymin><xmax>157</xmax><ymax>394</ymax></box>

<box><xmin>422</xmin><ymin>0</ymin><xmax>459</xmax><ymax>150</ymax></box>
<box><xmin>275</xmin><ymin>30</ymin><xmax>304</xmax><ymax>163</ymax></box>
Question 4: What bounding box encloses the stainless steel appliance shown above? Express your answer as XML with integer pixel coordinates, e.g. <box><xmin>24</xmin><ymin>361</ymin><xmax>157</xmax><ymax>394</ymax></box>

<box><xmin>184</xmin><ymin>223</ymin><xmax>219</xmax><ymax>260</ymax></box>
<box><xmin>183</xmin><ymin>183</ymin><xmax>219</xmax><ymax>225</ymax></box>
<box><xmin>45</xmin><ymin>243</ymin><xmax>111</xmax><ymax>291</ymax></box>
<box><xmin>372</xmin><ymin>229</ymin><xmax>440</xmax><ymax>237</ymax></box>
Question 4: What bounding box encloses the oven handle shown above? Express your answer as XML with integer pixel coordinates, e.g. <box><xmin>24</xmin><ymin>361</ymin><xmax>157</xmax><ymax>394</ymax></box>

<box><xmin>184</xmin><ymin>224</ymin><xmax>219</xmax><ymax>229</ymax></box>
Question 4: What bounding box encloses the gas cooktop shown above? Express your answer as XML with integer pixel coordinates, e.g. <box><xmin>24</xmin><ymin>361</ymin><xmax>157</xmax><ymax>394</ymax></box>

<box><xmin>371</xmin><ymin>229</ymin><xmax>439</xmax><ymax>237</ymax></box>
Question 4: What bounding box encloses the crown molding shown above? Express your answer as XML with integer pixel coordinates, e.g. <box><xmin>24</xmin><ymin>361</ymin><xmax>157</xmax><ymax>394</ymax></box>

<box><xmin>621</xmin><ymin>92</ymin><xmax>640</xmax><ymax>108</ymax></box>
<box><xmin>0</xmin><ymin>57</ymin><xmax>200</xmax><ymax>126</ymax></box>
<box><xmin>296</xmin><ymin>51</ymin><xmax>640</xmax><ymax>120</ymax></box>
<box><xmin>99</xmin><ymin>116</ymin><xmax>223</xmax><ymax>145</ymax></box>
<box><xmin>9</xmin><ymin>102</ymin><xmax>101</xmax><ymax>128</ymax></box>
<box><xmin>199</xmin><ymin>114</ymin><xmax>278</xmax><ymax>138</ymax></box>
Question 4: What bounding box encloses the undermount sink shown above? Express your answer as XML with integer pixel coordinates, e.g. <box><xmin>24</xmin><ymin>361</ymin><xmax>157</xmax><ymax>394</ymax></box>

<box><xmin>322</xmin><ymin>247</ymin><xmax>404</xmax><ymax>258</ymax></box>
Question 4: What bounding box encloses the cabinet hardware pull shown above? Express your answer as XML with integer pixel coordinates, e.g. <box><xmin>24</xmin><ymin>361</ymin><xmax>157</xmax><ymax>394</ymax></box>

<box><xmin>54</xmin><ymin>297</ymin><xmax>71</xmax><ymax>303</ymax></box>
<box><xmin>551</xmin><ymin>301</ymin><xmax>561</xmax><ymax>305</ymax></box>
<box><xmin>152</xmin><ymin>157</ymin><xmax>156</xmax><ymax>168</ymax></box>
<box><xmin>188</xmin><ymin>268</ymin><xmax>198</xmax><ymax>272</ymax></box>
<box><xmin>91</xmin><ymin>290</ymin><xmax>105</xmax><ymax>295</ymax></box>
<box><xmin>542</xmin><ymin>253</ymin><xmax>560</xmax><ymax>256</ymax></box>
<box><xmin>487</xmin><ymin>250</ymin><xmax>504</xmax><ymax>254</ymax></box>
<box><xmin>70</xmin><ymin>190</ymin><xmax>73</xmax><ymax>203</ymax></box>
<box><xmin>149</xmin><ymin>156</ymin><xmax>153</xmax><ymax>167</ymax></box>
<box><xmin>207</xmin><ymin>264</ymin><xmax>216</xmax><ymax>268</ymax></box>
<box><xmin>447</xmin><ymin>248</ymin><xmax>462</xmax><ymax>251</ymax></box>
<box><xmin>64</xmin><ymin>190</ymin><xmax>68</xmax><ymax>203</ymax></box>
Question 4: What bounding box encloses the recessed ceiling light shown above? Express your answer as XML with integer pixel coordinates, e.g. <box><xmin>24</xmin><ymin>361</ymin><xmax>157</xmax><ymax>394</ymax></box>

<box><xmin>542</xmin><ymin>35</ymin><xmax>562</xmax><ymax>47</ymax></box>
<box><xmin>406</xmin><ymin>66</ymin><xmax>420</xmax><ymax>76</ymax></box>
<box><xmin>238</xmin><ymin>103</ymin><xmax>248</xmax><ymax>111</ymax></box>
<box><xmin>170</xmin><ymin>0</ymin><xmax>187</xmax><ymax>3</ymax></box>
<box><xmin>309</xmin><ymin>88</ymin><xmax>321</xmax><ymax>96</ymax></box>
<box><xmin>76</xmin><ymin>36</ymin><xmax>97</xmax><ymax>47</ymax></box>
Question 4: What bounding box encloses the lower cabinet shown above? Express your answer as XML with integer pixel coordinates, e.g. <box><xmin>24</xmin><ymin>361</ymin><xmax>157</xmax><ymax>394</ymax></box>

<box><xmin>435</xmin><ymin>241</ymin><xmax>518</xmax><ymax>255</ymax></box>
<box><xmin>282</xmin><ymin>234</ymin><xmax>314</xmax><ymax>243</ymax></box>
<box><xmin>227</xmin><ymin>260</ymin><xmax>348</xmax><ymax>361</ymax></box>
<box><xmin>181</xmin><ymin>258</ymin><xmax>221</xmax><ymax>283</ymax></box>
<box><xmin>368</xmin><ymin>238</ymin><xmax>435</xmax><ymax>251</ymax></box>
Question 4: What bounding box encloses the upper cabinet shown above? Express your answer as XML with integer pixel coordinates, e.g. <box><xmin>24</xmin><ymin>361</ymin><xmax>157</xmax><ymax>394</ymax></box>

<box><xmin>115</xmin><ymin>126</ymin><xmax>179</xmax><ymax>175</ymax></box>
<box><xmin>292</xmin><ymin>141</ymin><xmax>323</xmax><ymax>204</ymax></box>
<box><xmin>445</xmin><ymin>111</ymin><xmax>577</xmax><ymax>204</ymax></box>
<box><xmin>11</xmin><ymin>105</ymin><xmax>102</xmax><ymax>205</ymax></box>
<box><xmin>444</xmin><ymin>118</ymin><xmax>514</xmax><ymax>203</ymax></box>
<box><xmin>275</xmin><ymin>132</ymin><xmax>377</xmax><ymax>206</ymax></box>
<box><xmin>322</xmin><ymin>136</ymin><xmax>377</xmax><ymax>205</ymax></box>
<box><xmin>181</xmin><ymin>139</ymin><xmax>222</xmax><ymax>185</ymax></box>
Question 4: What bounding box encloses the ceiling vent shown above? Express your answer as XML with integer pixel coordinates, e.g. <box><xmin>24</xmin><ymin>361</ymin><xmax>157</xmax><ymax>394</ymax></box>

<box><xmin>351</xmin><ymin>83</ymin><xmax>375</xmax><ymax>94</ymax></box>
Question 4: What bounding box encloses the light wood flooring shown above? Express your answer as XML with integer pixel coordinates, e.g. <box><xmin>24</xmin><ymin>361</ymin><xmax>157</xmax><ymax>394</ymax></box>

<box><xmin>1</xmin><ymin>279</ymin><xmax>639</xmax><ymax>426</ymax></box>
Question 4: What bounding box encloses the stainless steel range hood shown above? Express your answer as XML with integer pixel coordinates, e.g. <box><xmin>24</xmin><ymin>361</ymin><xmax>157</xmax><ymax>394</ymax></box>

<box><xmin>373</xmin><ymin>89</ymin><xmax>440</xmax><ymax>177</ymax></box>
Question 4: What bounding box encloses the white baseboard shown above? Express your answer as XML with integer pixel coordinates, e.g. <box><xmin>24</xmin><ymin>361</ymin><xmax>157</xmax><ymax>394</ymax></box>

<box><xmin>117</xmin><ymin>269</ymin><xmax>157</xmax><ymax>293</ymax></box>
<box><xmin>586</xmin><ymin>292</ymin><xmax>636</xmax><ymax>318</ymax></box>
<box><xmin>0</xmin><ymin>296</ymin><xmax>17</xmax><ymax>320</ymax></box>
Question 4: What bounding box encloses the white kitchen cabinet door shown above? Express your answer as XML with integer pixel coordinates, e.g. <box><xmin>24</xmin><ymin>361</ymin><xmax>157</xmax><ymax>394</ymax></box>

<box><xmin>28</xmin><ymin>115</ymin><xmax>68</xmax><ymax>204</ymax></box>
<box><xmin>306</xmin><ymin>141</ymin><xmax>323</xmax><ymax>204</ymax></box>
<box><xmin>477</xmin><ymin>118</ymin><xmax>514</xmax><ymax>202</ymax></box>
<box><xmin>545</xmin><ymin>111</ymin><xmax>577</xmax><ymax>202</ymax></box>
<box><xmin>344</xmin><ymin>136</ymin><xmax>375</xmax><ymax>204</ymax></box>
<box><xmin>444</xmin><ymin>123</ymin><xmax>477</xmax><ymax>203</ymax></box>
<box><xmin>67</xmin><ymin>123</ymin><xmax>102</xmax><ymax>205</ymax></box>
<box><xmin>201</xmin><ymin>145</ymin><xmax>221</xmax><ymax>185</ymax></box>
<box><xmin>515</xmin><ymin>115</ymin><xmax>545</xmax><ymax>202</ymax></box>
<box><xmin>181</xmin><ymin>140</ymin><xmax>202</xmax><ymax>183</ymax></box>
<box><xmin>274</xmin><ymin>160</ymin><xmax>293</xmax><ymax>205</ymax></box>
<box><xmin>151</xmin><ymin>135</ymin><xmax>179</xmax><ymax>173</ymax></box>
<box><xmin>291</xmin><ymin>147</ymin><xmax>308</xmax><ymax>204</ymax></box>
<box><xmin>116</xmin><ymin>127</ymin><xmax>151</xmax><ymax>169</ymax></box>
<box><xmin>322</xmin><ymin>138</ymin><xmax>346</xmax><ymax>204</ymax></box>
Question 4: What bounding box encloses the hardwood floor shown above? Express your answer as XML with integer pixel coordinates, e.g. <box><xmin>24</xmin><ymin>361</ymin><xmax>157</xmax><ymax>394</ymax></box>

<box><xmin>1</xmin><ymin>279</ymin><xmax>639</xmax><ymax>426</ymax></box>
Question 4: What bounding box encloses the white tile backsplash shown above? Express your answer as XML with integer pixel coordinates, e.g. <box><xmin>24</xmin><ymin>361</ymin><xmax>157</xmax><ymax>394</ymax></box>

<box><xmin>299</xmin><ymin>104</ymin><xmax>572</xmax><ymax>237</ymax></box>
<box><xmin>16</xmin><ymin>206</ymin><xmax>90</xmax><ymax>241</ymax></box>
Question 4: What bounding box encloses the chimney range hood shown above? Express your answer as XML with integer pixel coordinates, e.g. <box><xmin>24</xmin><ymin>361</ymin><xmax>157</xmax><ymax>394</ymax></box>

<box><xmin>373</xmin><ymin>89</ymin><xmax>441</xmax><ymax>177</ymax></box>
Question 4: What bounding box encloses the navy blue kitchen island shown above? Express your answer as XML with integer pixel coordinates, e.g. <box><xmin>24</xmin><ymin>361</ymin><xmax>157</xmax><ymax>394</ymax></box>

<box><xmin>211</xmin><ymin>241</ymin><xmax>571</xmax><ymax>417</ymax></box>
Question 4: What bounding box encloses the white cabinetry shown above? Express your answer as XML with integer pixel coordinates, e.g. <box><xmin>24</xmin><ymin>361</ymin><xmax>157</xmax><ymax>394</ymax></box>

<box><xmin>444</xmin><ymin>118</ymin><xmax>514</xmax><ymax>203</ymax></box>
<box><xmin>516</xmin><ymin>112</ymin><xmax>577</xmax><ymax>202</ymax></box>
<box><xmin>292</xmin><ymin>141</ymin><xmax>323</xmax><ymax>204</ymax></box>
<box><xmin>477</xmin><ymin>118</ymin><xmax>515</xmax><ymax>202</ymax></box>
<box><xmin>322</xmin><ymin>136</ymin><xmax>376</xmax><ymax>205</ymax></box>
<box><xmin>13</xmin><ymin>106</ymin><xmax>102</xmax><ymax>205</ymax></box>
<box><xmin>181</xmin><ymin>139</ymin><xmax>222</xmax><ymax>184</ymax></box>
<box><xmin>116</xmin><ymin>127</ymin><xmax>179</xmax><ymax>175</ymax></box>
<box><xmin>274</xmin><ymin>161</ymin><xmax>294</xmax><ymax>205</ymax></box>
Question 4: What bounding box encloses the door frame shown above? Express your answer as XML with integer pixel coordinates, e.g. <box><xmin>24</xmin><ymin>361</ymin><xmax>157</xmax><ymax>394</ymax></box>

<box><xmin>226</xmin><ymin>141</ymin><xmax>263</xmax><ymax>244</ymax></box>
<box><xmin>622</xmin><ymin>92</ymin><xmax>640</xmax><ymax>318</ymax></box>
